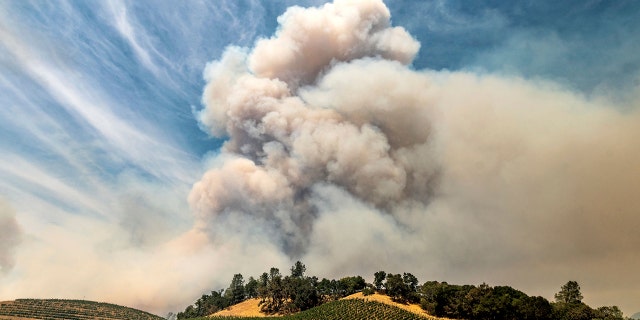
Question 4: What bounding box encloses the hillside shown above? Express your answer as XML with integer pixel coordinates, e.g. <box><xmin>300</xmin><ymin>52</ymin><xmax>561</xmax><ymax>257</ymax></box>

<box><xmin>0</xmin><ymin>299</ymin><xmax>163</xmax><ymax>320</ymax></box>
<box><xmin>207</xmin><ymin>299</ymin><xmax>434</xmax><ymax>320</ymax></box>
<box><xmin>212</xmin><ymin>298</ymin><xmax>270</xmax><ymax>318</ymax></box>
<box><xmin>210</xmin><ymin>293</ymin><xmax>446</xmax><ymax>319</ymax></box>
<box><xmin>178</xmin><ymin>261</ymin><xmax>632</xmax><ymax>320</ymax></box>
<box><xmin>343</xmin><ymin>292</ymin><xmax>444</xmax><ymax>319</ymax></box>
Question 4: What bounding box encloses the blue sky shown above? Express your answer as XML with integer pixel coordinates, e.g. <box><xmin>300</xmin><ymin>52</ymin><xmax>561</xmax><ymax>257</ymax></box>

<box><xmin>1</xmin><ymin>0</ymin><xmax>639</xmax><ymax>316</ymax></box>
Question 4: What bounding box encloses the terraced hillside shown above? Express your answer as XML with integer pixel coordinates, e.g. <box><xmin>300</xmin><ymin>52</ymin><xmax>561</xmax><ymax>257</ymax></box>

<box><xmin>202</xmin><ymin>299</ymin><xmax>437</xmax><ymax>320</ymax></box>
<box><xmin>0</xmin><ymin>299</ymin><xmax>163</xmax><ymax>320</ymax></box>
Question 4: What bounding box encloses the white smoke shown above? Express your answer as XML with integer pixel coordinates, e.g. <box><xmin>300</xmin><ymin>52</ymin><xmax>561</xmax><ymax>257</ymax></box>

<box><xmin>190</xmin><ymin>0</ymin><xmax>640</xmax><ymax>314</ymax></box>
<box><xmin>192</xmin><ymin>0</ymin><xmax>424</xmax><ymax>255</ymax></box>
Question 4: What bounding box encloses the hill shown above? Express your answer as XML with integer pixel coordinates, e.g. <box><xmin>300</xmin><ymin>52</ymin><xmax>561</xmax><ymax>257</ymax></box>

<box><xmin>343</xmin><ymin>292</ymin><xmax>442</xmax><ymax>319</ymax></box>
<box><xmin>177</xmin><ymin>261</ymin><xmax>631</xmax><ymax>320</ymax></box>
<box><xmin>210</xmin><ymin>293</ymin><xmax>446</xmax><ymax>319</ymax></box>
<box><xmin>212</xmin><ymin>298</ymin><xmax>269</xmax><ymax>318</ymax></box>
<box><xmin>0</xmin><ymin>299</ymin><xmax>163</xmax><ymax>320</ymax></box>
<box><xmin>206</xmin><ymin>299</ymin><xmax>434</xmax><ymax>320</ymax></box>
<box><xmin>631</xmin><ymin>312</ymin><xmax>640</xmax><ymax>319</ymax></box>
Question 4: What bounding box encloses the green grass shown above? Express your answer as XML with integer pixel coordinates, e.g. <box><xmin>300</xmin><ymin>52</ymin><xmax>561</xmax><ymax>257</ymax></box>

<box><xmin>189</xmin><ymin>299</ymin><xmax>427</xmax><ymax>320</ymax></box>
<box><xmin>0</xmin><ymin>298</ymin><xmax>164</xmax><ymax>320</ymax></box>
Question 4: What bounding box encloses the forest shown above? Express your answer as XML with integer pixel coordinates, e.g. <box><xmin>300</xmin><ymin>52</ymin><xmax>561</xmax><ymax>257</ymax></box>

<box><xmin>177</xmin><ymin>261</ymin><xmax>630</xmax><ymax>320</ymax></box>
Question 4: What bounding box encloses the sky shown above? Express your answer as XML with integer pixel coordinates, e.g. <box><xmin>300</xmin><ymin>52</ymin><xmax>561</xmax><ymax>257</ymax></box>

<box><xmin>1</xmin><ymin>0</ymin><xmax>639</xmax><ymax>317</ymax></box>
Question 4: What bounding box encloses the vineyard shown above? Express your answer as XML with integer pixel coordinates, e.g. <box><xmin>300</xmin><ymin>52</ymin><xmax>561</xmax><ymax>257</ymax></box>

<box><xmin>199</xmin><ymin>299</ymin><xmax>434</xmax><ymax>320</ymax></box>
<box><xmin>0</xmin><ymin>299</ymin><xmax>164</xmax><ymax>320</ymax></box>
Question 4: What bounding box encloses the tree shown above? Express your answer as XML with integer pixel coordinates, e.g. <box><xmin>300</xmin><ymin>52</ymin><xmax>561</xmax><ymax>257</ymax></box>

<box><xmin>245</xmin><ymin>276</ymin><xmax>259</xmax><ymax>299</ymax></box>
<box><xmin>555</xmin><ymin>281</ymin><xmax>584</xmax><ymax>304</ymax></box>
<box><xmin>316</xmin><ymin>278</ymin><xmax>332</xmax><ymax>299</ymax></box>
<box><xmin>177</xmin><ymin>289</ymin><xmax>230</xmax><ymax>319</ymax></box>
<box><xmin>402</xmin><ymin>273</ymin><xmax>419</xmax><ymax>292</ymax></box>
<box><xmin>522</xmin><ymin>296</ymin><xmax>553</xmax><ymax>320</ymax></box>
<box><xmin>283</xmin><ymin>275</ymin><xmax>319</xmax><ymax>313</ymax></box>
<box><xmin>338</xmin><ymin>276</ymin><xmax>366</xmax><ymax>295</ymax></box>
<box><xmin>258</xmin><ymin>268</ymin><xmax>286</xmax><ymax>314</ymax></box>
<box><xmin>385</xmin><ymin>273</ymin><xmax>409</xmax><ymax>303</ymax></box>
<box><xmin>594</xmin><ymin>306</ymin><xmax>624</xmax><ymax>320</ymax></box>
<box><xmin>374</xmin><ymin>271</ymin><xmax>386</xmax><ymax>291</ymax></box>
<box><xmin>553</xmin><ymin>301</ymin><xmax>593</xmax><ymax>320</ymax></box>
<box><xmin>290</xmin><ymin>261</ymin><xmax>306</xmax><ymax>278</ymax></box>
<box><xmin>226</xmin><ymin>273</ymin><xmax>246</xmax><ymax>305</ymax></box>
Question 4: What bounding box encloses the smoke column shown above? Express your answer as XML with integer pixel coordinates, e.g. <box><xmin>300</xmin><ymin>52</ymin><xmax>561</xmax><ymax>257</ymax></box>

<box><xmin>190</xmin><ymin>0</ymin><xmax>640</xmax><ymax>312</ymax></box>
<box><xmin>191</xmin><ymin>0</ymin><xmax>425</xmax><ymax>255</ymax></box>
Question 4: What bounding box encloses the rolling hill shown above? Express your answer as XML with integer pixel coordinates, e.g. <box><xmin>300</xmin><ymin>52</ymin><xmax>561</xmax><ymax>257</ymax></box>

<box><xmin>208</xmin><ymin>293</ymin><xmax>448</xmax><ymax>320</ymax></box>
<box><xmin>0</xmin><ymin>299</ymin><xmax>163</xmax><ymax>320</ymax></box>
<box><xmin>207</xmin><ymin>298</ymin><xmax>436</xmax><ymax>320</ymax></box>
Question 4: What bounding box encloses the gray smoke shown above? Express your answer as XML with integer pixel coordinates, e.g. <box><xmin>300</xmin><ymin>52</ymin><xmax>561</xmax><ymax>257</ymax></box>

<box><xmin>191</xmin><ymin>0</ymin><xmax>424</xmax><ymax>255</ymax></box>
<box><xmin>0</xmin><ymin>199</ymin><xmax>22</xmax><ymax>274</ymax></box>
<box><xmin>190</xmin><ymin>0</ymin><xmax>640</xmax><ymax>313</ymax></box>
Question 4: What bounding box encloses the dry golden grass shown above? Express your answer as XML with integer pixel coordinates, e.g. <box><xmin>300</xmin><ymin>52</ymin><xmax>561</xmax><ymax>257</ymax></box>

<box><xmin>212</xmin><ymin>298</ymin><xmax>273</xmax><ymax>317</ymax></box>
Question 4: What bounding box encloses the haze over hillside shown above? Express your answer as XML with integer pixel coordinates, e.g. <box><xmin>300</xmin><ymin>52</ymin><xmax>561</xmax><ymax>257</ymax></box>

<box><xmin>0</xmin><ymin>0</ymin><xmax>639</xmax><ymax>316</ymax></box>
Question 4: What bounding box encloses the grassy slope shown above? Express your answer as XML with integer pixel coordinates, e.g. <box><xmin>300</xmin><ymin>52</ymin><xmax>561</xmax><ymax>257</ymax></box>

<box><xmin>0</xmin><ymin>299</ymin><xmax>163</xmax><ymax>320</ymax></box>
<box><xmin>212</xmin><ymin>298</ymin><xmax>269</xmax><ymax>318</ymax></box>
<box><xmin>204</xmin><ymin>294</ymin><xmax>450</xmax><ymax>320</ymax></box>
<box><xmin>205</xmin><ymin>299</ymin><xmax>427</xmax><ymax>320</ymax></box>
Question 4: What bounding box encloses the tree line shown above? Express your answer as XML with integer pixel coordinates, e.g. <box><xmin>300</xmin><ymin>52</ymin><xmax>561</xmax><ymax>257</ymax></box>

<box><xmin>177</xmin><ymin>262</ymin><xmax>631</xmax><ymax>320</ymax></box>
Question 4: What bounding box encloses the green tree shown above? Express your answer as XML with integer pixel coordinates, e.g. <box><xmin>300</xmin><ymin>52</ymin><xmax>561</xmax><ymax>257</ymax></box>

<box><xmin>177</xmin><ymin>289</ymin><xmax>230</xmax><ymax>319</ymax></box>
<box><xmin>290</xmin><ymin>261</ymin><xmax>306</xmax><ymax>278</ymax></box>
<box><xmin>245</xmin><ymin>276</ymin><xmax>258</xmax><ymax>298</ymax></box>
<box><xmin>402</xmin><ymin>273</ymin><xmax>418</xmax><ymax>292</ymax></box>
<box><xmin>280</xmin><ymin>262</ymin><xmax>320</xmax><ymax>313</ymax></box>
<box><xmin>283</xmin><ymin>275</ymin><xmax>319</xmax><ymax>313</ymax></box>
<box><xmin>177</xmin><ymin>305</ymin><xmax>196</xmax><ymax>319</ymax></box>
<box><xmin>385</xmin><ymin>273</ymin><xmax>409</xmax><ymax>303</ymax></box>
<box><xmin>553</xmin><ymin>301</ymin><xmax>593</xmax><ymax>320</ymax></box>
<box><xmin>226</xmin><ymin>273</ymin><xmax>246</xmax><ymax>305</ymax></box>
<box><xmin>374</xmin><ymin>271</ymin><xmax>386</xmax><ymax>291</ymax></box>
<box><xmin>258</xmin><ymin>267</ymin><xmax>286</xmax><ymax>314</ymax></box>
<box><xmin>338</xmin><ymin>276</ymin><xmax>366</xmax><ymax>296</ymax></box>
<box><xmin>522</xmin><ymin>296</ymin><xmax>553</xmax><ymax>320</ymax></box>
<box><xmin>594</xmin><ymin>306</ymin><xmax>624</xmax><ymax>320</ymax></box>
<box><xmin>555</xmin><ymin>281</ymin><xmax>584</xmax><ymax>304</ymax></box>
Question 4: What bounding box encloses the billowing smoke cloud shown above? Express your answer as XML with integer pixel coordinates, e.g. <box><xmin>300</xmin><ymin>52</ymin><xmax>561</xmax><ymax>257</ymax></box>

<box><xmin>191</xmin><ymin>0</ymin><xmax>640</xmax><ymax>314</ymax></box>
<box><xmin>192</xmin><ymin>0</ymin><xmax>424</xmax><ymax>255</ymax></box>
<box><xmin>0</xmin><ymin>199</ymin><xmax>22</xmax><ymax>274</ymax></box>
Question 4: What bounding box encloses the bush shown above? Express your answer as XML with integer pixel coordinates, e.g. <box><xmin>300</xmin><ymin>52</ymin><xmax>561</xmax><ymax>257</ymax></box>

<box><xmin>362</xmin><ymin>287</ymin><xmax>374</xmax><ymax>296</ymax></box>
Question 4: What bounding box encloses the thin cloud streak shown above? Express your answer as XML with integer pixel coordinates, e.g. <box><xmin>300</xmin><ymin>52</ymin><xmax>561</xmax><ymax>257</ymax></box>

<box><xmin>1</xmin><ymin>13</ymin><xmax>198</xmax><ymax>184</ymax></box>
<box><xmin>106</xmin><ymin>0</ymin><xmax>160</xmax><ymax>76</ymax></box>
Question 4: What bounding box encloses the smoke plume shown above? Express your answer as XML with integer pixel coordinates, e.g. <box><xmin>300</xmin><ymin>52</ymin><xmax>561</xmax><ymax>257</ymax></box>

<box><xmin>191</xmin><ymin>0</ymin><xmax>425</xmax><ymax>255</ymax></box>
<box><xmin>0</xmin><ymin>199</ymin><xmax>22</xmax><ymax>274</ymax></box>
<box><xmin>190</xmin><ymin>0</ymin><xmax>640</xmax><ymax>313</ymax></box>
